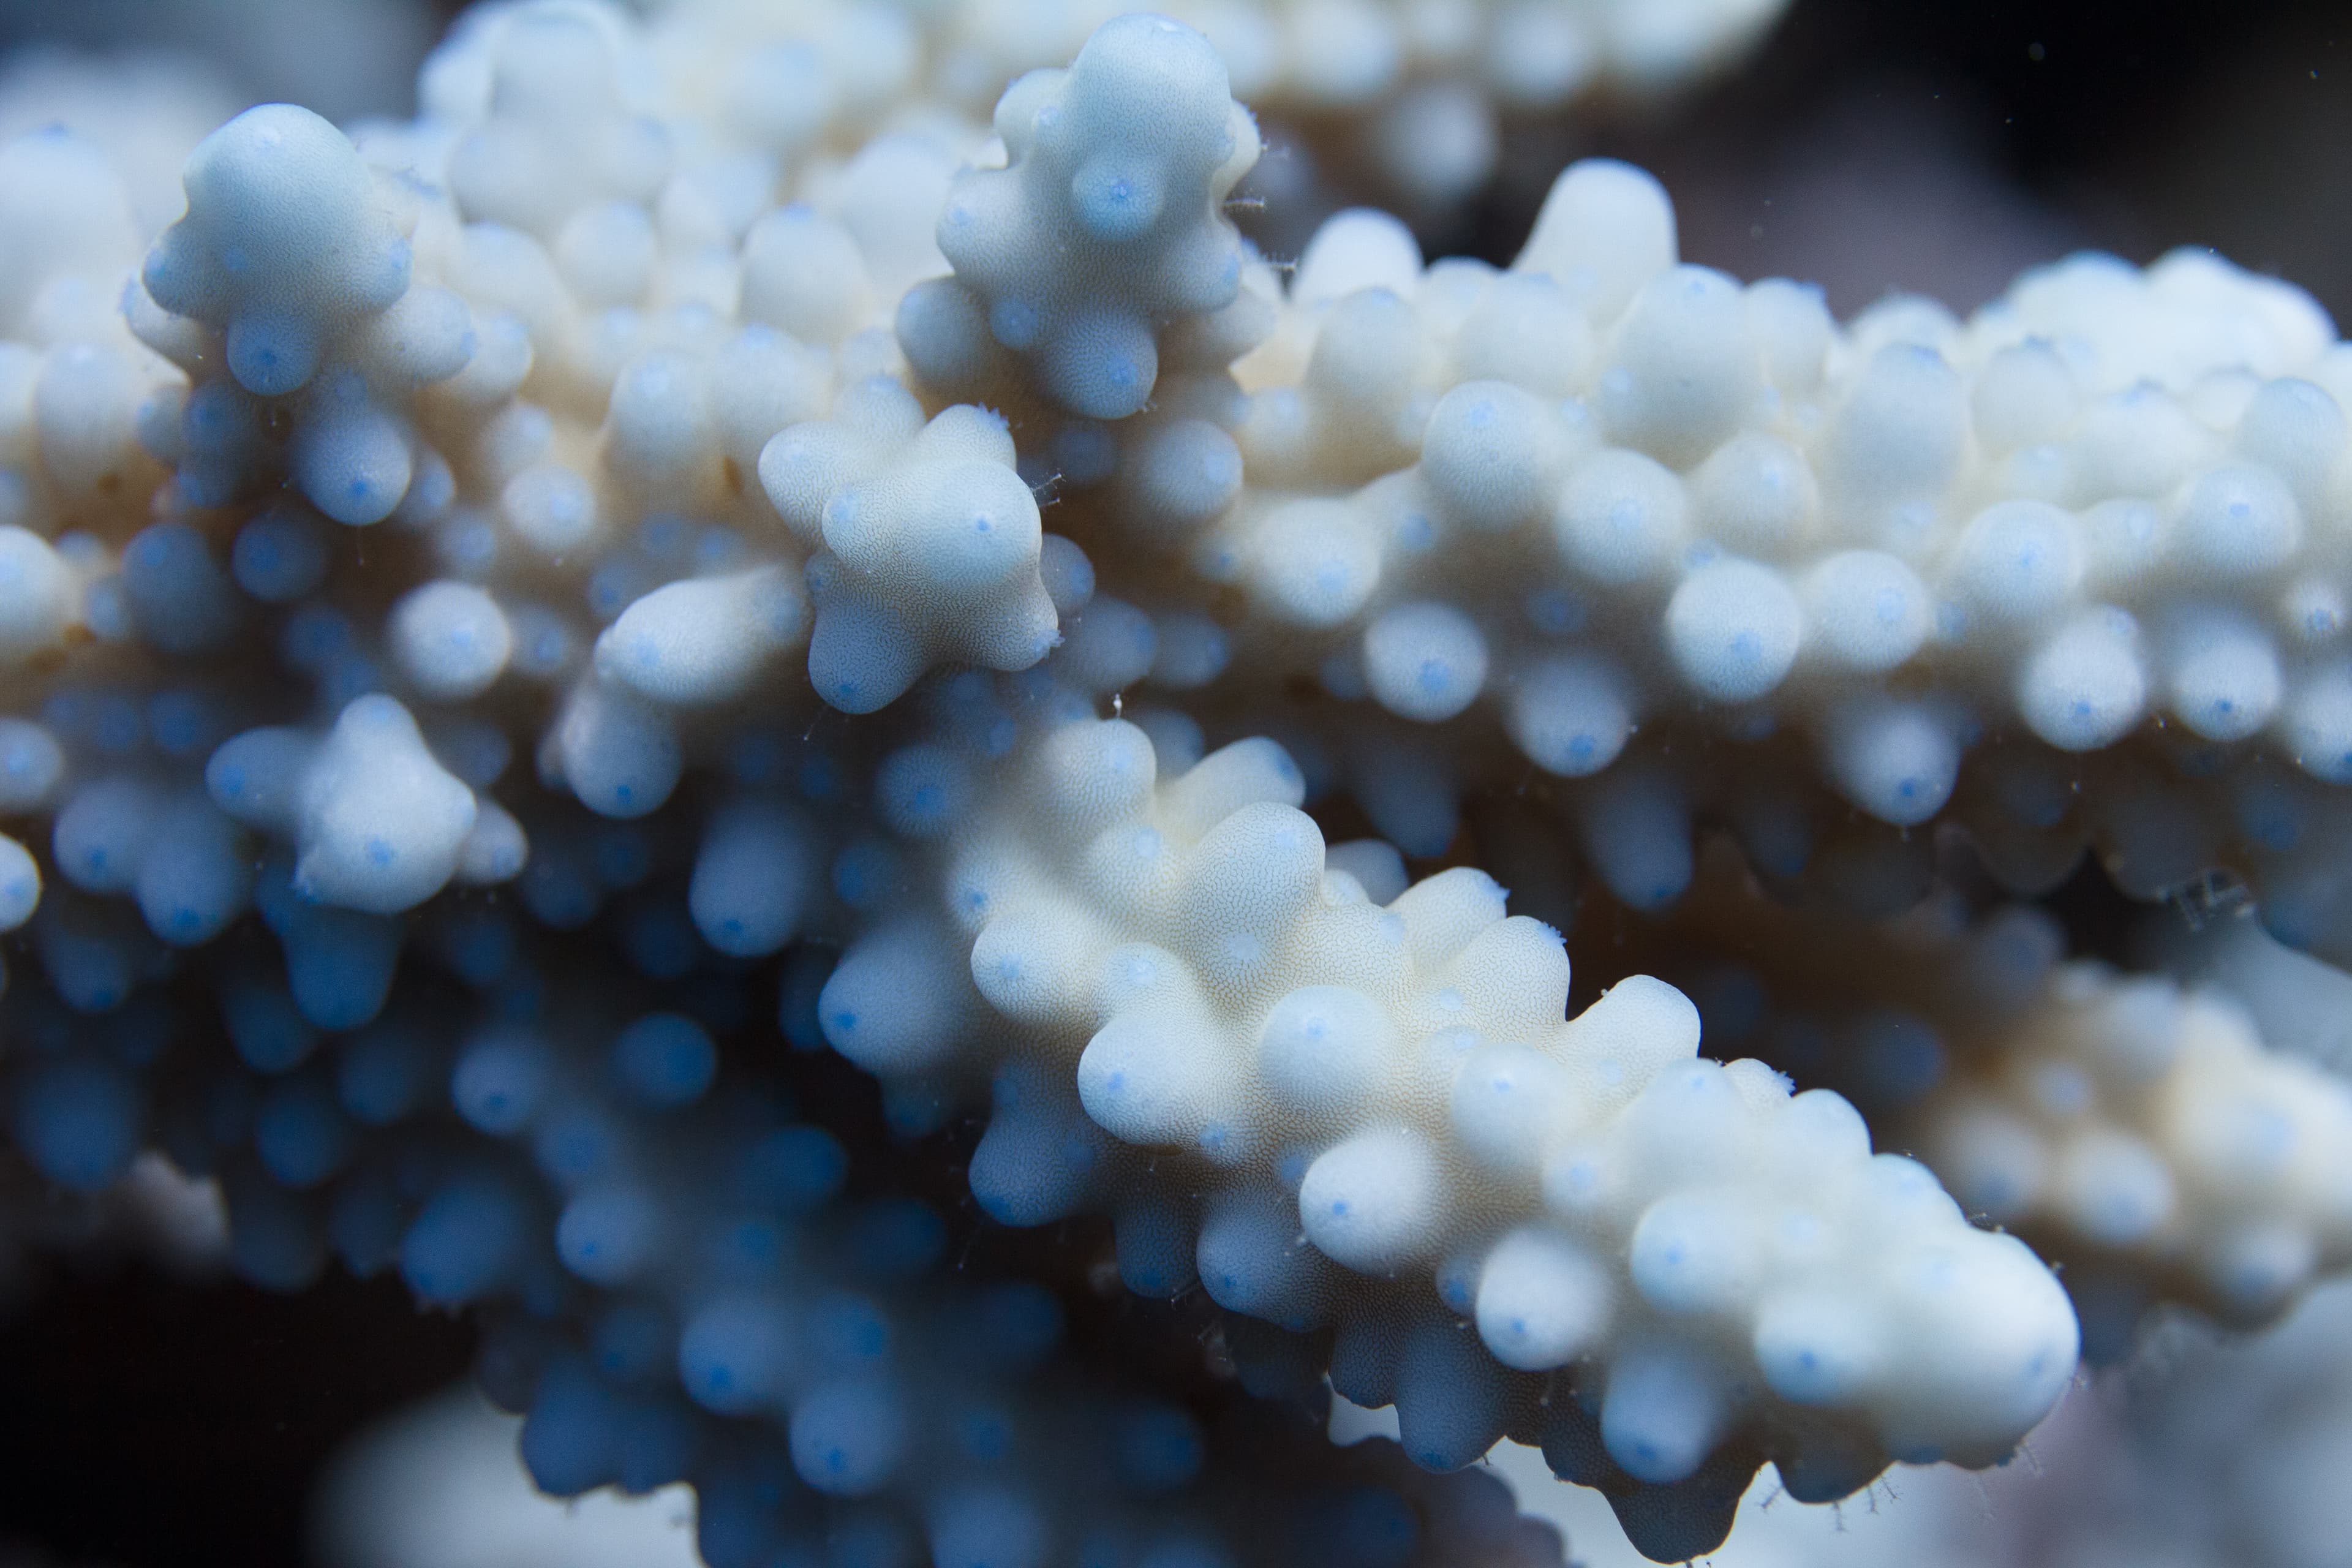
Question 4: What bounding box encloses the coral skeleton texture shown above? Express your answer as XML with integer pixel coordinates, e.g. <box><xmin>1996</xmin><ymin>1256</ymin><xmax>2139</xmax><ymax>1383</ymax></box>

<box><xmin>4</xmin><ymin>0</ymin><xmax>2352</xmax><ymax>1563</ymax></box>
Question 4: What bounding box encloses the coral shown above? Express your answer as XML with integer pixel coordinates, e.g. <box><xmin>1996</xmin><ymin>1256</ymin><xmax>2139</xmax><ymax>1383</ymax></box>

<box><xmin>762</xmin><ymin>394</ymin><xmax>1058</xmax><ymax>710</ymax></box>
<box><xmin>1599</xmin><ymin>847</ymin><xmax>2352</xmax><ymax>1357</ymax></box>
<box><xmin>6</xmin><ymin>1</ymin><xmax>2352</xmax><ymax>1565</ymax></box>
<box><xmin>156</xmin><ymin>897</ymin><xmax>1567</xmax><ymax>1568</ymax></box>
<box><xmin>916</xmin><ymin>13</ymin><xmax>1261</xmax><ymax>420</ymax></box>
<box><xmin>824</xmin><ymin>707</ymin><xmax>2076</xmax><ymax>1510</ymax></box>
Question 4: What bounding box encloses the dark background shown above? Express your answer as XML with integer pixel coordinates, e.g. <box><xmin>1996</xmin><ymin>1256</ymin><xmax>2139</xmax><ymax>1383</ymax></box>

<box><xmin>0</xmin><ymin>0</ymin><xmax>2347</xmax><ymax>1563</ymax></box>
<box><xmin>1610</xmin><ymin>0</ymin><xmax>2352</xmax><ymax>322</ymax></box>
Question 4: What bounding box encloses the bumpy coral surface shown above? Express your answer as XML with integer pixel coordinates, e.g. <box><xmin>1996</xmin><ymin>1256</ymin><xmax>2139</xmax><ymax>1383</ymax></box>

<box><xmin>5</xmin><ymin>0</ymin><xmax>2352</xmax><ymax>1563</ymax></box>
<box><xmin>1600</xmin><ymin>849</ymin><xmax>2352</xmax><ymax>1355</ymax></box>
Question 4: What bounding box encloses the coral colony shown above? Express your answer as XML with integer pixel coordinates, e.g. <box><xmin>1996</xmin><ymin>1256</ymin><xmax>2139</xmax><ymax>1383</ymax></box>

<box><xmin>9</xmin><ymin>0</ymin><xmax>2352</xmax><ymax>1562</ymax></box>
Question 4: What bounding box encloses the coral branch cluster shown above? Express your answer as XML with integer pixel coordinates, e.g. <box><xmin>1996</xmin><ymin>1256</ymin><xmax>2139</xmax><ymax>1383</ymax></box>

<box><xmin>2</xmin><ymin>0</ymin><xmax>2350</xmax><ymax>1562</ymax></box>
